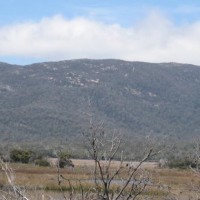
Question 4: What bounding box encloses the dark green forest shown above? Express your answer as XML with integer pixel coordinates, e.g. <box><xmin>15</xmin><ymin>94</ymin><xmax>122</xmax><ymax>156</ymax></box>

<box><xmin>0</xmin><ymin>59</ymin><xmax>200</xmax><ymax>155</ymax></box>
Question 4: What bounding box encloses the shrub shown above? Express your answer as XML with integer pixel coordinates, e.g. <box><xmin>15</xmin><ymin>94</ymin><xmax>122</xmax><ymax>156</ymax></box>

<box><xmin>35</xmin><ymin>159</ymin><xmax>50</xmax><ymax>167</ymax></box>
<box><xmin>168</xmin><ymin>158</ymin><xmax>195</xmax><ymax>169</ymax></box>
<box><xmin>10</xmin><ymin>149</ymin><xmax>34</xmax><ymax>163</ymax></box>
<box><xmin>59</xmin><ymin>159</ymin><xmax>67</xmax><ymax>168</ymax></box>
<box><xmin>57</xmin><ymin>151</ymin><xmax>71</xmax><ymax>160</ymax></box>
<box><xmin>57</xmin><ymin>150</ymin><xmax>73</xmax><ymax>168</ymax></box>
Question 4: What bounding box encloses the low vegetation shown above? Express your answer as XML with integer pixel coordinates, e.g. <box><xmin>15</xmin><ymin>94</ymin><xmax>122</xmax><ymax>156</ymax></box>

<box><xmin>0</xmin><ymin>125</ymin><xmax>200</xmax><ymax>199</ymax></box>
<box><xmin>0</xmin><ymin>159</ymin><xmax>200</xmax><ymax>200</ymax></box>
<box><xmin>34</xmin><ymin>159</ymin><xmax>50</xmax><ymax>167</ymax></box>
<box><xmin>0</xmin><ymin>135</ymin><xmax>200</xmax><ymax>199</ymax></box>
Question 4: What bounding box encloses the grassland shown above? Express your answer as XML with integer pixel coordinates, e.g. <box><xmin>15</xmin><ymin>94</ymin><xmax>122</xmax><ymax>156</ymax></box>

<box><xmin>0</xmin><ymin>159</ymin><xmax>199</xmax><ymax>199</ymax></box>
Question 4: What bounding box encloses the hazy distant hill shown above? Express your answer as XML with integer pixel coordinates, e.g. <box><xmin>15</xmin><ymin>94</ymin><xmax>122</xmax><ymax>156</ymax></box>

<box><xmin>0</xmin><ymin>59</ymin><xmax>200</xmax><ymax>145</ymax></box>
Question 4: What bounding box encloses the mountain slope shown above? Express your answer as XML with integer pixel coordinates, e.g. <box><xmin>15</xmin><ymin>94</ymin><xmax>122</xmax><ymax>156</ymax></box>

<box><xmin>0</xmin><ymin>59</ymin><xmax>200</xmax><ymax>144</ymax></box>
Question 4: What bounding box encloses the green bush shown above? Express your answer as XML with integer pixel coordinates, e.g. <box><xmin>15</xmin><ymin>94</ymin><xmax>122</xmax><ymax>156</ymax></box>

<box><xmin>59</xmin><ymin>159</ymin><xmax>67</xmax><ymax>168</ymax></box>
<box><xmin>35</xmin><ymin>159</ymin><xmax>50</xmax><ymax>167</ymax></box>
<box><xmin>168</xmin><ymin>158</ymin><xmax>195</xmax><ymax>169</ymax></box>
<box><xmin>57</xmin><ymin>151</ymin><xmax>71</xmax><ymax>160</ymax></box>
<box><xmin>10</xmin><ymin>149</ymin><xmax>34</xmax><ymax>163</ymax></box>
<box><xmin>57</xmin><ymin>150</ymin><xmax>72</xmax><ymax>168</ymax></box>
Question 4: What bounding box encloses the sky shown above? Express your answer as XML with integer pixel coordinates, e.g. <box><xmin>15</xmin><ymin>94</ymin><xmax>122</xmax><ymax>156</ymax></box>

<box><xmin>1</xmin><ymin>0</ymin><xmax>200</xmax><ymax>65</ymax></box>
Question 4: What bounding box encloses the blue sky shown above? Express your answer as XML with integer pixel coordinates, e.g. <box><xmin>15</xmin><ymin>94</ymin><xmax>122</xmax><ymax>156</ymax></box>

<box><xmin>1</xmin><ymin>0</ymin><xmax>200</xmax><ymax>26</ymax></box>
<box><xmin>1</xmin><ymin>0</ymin><xmax>200</xmax><ymax>65</ymax></box>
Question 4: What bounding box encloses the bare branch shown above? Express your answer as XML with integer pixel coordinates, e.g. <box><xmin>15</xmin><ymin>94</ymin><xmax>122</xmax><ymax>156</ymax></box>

<box><xmin>0</xmin><ymin>158</ymin><xmax>30</xmax><ymax>200</ymax></box>
<box><xmin>115</xmin><ymin>149</ymin><xmax>153</xmax><ymax>200</ymax></box>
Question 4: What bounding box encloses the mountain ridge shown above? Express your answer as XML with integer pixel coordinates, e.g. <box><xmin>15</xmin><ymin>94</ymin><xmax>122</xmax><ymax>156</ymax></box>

<box><xmin>0</xmin><ymin>59</ymin><xmax>200</xmax><ymax>145</ymax></box>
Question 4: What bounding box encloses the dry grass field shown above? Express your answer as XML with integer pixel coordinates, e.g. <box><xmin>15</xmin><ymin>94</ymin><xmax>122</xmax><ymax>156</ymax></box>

<box><xmin>71</xmin><ymin>159</ymin><xmax>158</xmax><ymax>168</ymax></box>
<box><xmin>0</xmin><ymin>159</ymin><xmax>200</xmax><ymax>199</ymax></box>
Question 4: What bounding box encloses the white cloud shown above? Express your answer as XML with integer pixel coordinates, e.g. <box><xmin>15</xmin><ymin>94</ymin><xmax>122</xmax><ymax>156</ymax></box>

<box><xmin>0</xmin><ymin>13</ymin><xmax>200</xmax><ymax>65</ymax></box>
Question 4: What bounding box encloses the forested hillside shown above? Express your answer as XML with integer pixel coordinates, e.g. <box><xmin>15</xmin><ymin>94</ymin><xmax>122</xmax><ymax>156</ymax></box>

<box><xmin>0</xmin><ymin>59</ymin><xmax>200</xmax><ymax>147</ymax></box>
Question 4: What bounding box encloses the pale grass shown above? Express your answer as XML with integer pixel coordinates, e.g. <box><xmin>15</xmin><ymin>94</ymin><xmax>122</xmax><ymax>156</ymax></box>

<box><xmin>1</xmin><ymin>160</ymin><xmax>200</xmax><ymax>199</ymax></box>
<box><xmin>71</xmin><ymin>159</ymin><xmax>158</xmax><ymax>169</ymax></box>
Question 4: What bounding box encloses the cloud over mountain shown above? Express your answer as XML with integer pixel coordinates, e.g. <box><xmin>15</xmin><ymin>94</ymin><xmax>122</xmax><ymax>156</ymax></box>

<box><xmin>0</xmin><ymin>13</ymin><xmax>200</xmax><ymax>65</ymax></box>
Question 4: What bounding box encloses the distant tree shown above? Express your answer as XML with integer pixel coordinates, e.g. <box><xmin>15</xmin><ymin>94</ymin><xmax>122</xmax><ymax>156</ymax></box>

<box><xmin>56</xmin><ymin>150</ymin><xmax>74</xmax><ymax>168</ymax></box>
<box><xmin>83</xmin><ymin>122</ymin><xmax>156</xmax><ymax>200</ymax></box>
<box><xmin>58</xmin><ymin>121</ymin><xmax>157</xmax><ymax>200</ymax></box>
<box><xmin>10</xmin><ymin>149</ymin><xmax>34</xmax><ymax>163</ymax></box>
